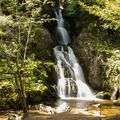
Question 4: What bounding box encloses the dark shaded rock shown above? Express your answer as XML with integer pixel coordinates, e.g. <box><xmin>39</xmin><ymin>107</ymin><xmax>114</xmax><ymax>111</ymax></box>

<box><xmin>29</xmin><ymin>27</ymin><xmax>54</xmax><ymax>61</ymax></box>
<box><xmin>91</xmin><ymin>104</ymin><xmax>101</xmax><ymax>108</ymax></box>
<box><xmin>96</xmin><ymin>91</ymin><xmax>111</xmax><ymax>100</ymax></box>
<box><xmin>113</xmin><ymin>98</ymin><xmax>120</xmax><ymax>106</ymax></box>
<box><xmin>72</xmin><ymin>32</ymin><xmax>119</xmax><ymax>93</ymax></box>
<box><xmin>27</xmin><ymin>91</ymin><xmax>42</xmax><ymax>105</ymax></box>
<box><xmin>32</xmin><ymin>27</ymin><xmax>53</xmax><ymax>49</ymax></box>
<box><xmin>72</xmin><ymin>33</ymin><xmax>106</xmax><ymax>90</ymax></box>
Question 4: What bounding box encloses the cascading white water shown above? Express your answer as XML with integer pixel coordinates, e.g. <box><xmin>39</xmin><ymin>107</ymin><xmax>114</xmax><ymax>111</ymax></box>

<box><xmin>54</xmin><ymin>6</ymin><xmax>95</xmax><ymax>99</ymax></box>
<box><xmin>54</xmin><ymin>46</ymin><xmax>94</xmax><ymax>99</ymax></box>
<box><xmin>55</xmin><ymin>6</ymin><xmax>70</xmax><ymax>45</ymax></box>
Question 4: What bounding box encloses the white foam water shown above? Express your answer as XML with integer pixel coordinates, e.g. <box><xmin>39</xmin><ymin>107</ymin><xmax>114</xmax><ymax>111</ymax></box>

<box><xmin>54</xmin><ymin>6</ymin><xmax>95</xmax><ymax>99</ymax></box>
<box><xmin>54</xmin><ymin>46</ymin><xmax>95</xmax><ymax>99</ymax></box>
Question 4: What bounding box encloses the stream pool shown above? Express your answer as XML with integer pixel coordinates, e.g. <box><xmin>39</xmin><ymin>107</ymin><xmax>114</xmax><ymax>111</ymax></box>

<box><xmin>56</xmin><ymin>99</ymin><xmax>120</xmax><ymax>116</ymax></box>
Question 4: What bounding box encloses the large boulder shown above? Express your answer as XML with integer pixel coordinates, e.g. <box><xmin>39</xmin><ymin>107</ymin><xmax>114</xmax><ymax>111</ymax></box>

<box><xmin>56</xmin><ymin>102</ymin><xmax>70</xmax><ymax>113</ymax></box>
<box><xmin>96</xmin><ymin>91</ymin><xmax>111</xmax><ymax>100</ymax></box>
<box><xmin>72</xmin><ymin>33</ymin><xmax>105</xmax><ymax>90</ymax></box>
<box><xmin>32</xmin><ymin>27</ymin><xmax>53</xmax><ymax>49</ymax></box>
<box><xmin>29</xmin><ymin>27</ymin><xmax>54</xmax><ymax>60</ymax></box>
<box><xmin>72</xmin><ymin>32</ymin><xmax>120</xmax><ymax>93</ymax></box>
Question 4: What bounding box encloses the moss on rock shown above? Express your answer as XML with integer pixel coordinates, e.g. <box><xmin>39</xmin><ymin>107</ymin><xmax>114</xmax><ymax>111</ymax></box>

<box><xmin>72</xmin><ymin>31</ymin><xmax>120</xmax><ymax>95</ymax></box>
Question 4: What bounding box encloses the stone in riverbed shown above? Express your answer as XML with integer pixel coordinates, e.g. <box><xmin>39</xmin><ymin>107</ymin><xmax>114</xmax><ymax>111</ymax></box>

<box><xmin>33</xmin><ymin>104</ymin><xmax>56</xmax><ymax>114</ymax></box>
<box><xmin>96</xmin><ymin>91</ymin><xmax>111</xmax><ymax>100</ymax></box>
<box><xmin>56</xmin><ymin>102</ymin><xmax>71</xmax><ymax>113</ymax></box>
<box><xmin>113</xmin><ymin>98</ymin><xmax>120</xmax><ymax>106</ymax></box>
<box><xmin>93</xmin><ymin>110</ymin><xmax>101</xmax><ymax>116</ymax></box>
<box><xmin>8</xmin><ymin>114</ymin><xmax>22</xmax><ymax>120</ymax></box>
<box><xmin>91</xmin><ymin>104</ymin><xmax>101</xmax><ymax>108</ymax></box>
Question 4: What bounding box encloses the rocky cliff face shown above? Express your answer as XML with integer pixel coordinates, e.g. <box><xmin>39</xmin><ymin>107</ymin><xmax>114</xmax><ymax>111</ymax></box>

<box><xmin>72</xmin><ymin>32</ymin><xmax>105</xmax><ymax>90</ymax></box>
<box><xmin>29</xmin><ymin>27</ymin><xmax>54</xmax><ymax>61</ymax></box>
<box><xmin>72</xmin><ymin>32</ymin><xmax>120</xmax><ymax>99</ymax></box>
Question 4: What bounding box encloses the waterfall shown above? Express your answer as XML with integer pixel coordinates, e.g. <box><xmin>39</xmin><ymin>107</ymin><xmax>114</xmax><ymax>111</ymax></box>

<box><xmin>55</xmin><ymin>6</ymin><xmax>70</xmax><ymax>45</ymax></box>
<box><xmin>54</xmin><ymin>6</ymin><xmax>94</xmax><ymax>99</ymax></box>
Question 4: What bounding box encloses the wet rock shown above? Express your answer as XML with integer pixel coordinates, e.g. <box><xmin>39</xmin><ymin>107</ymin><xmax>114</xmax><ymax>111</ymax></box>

<box><xmin>32</xmin><ymin>104</ymin><xmax>56</xmax><ymax>114</ymax></box>
<box><xmin>72</xmin><ymin>32</ymin><xmax>120</xmax><ymax>92</ymax></box>
<box><xmin>8</xmin><ymin>114</ymin><xmax>22</xmax><ymax>120</ymax></box>
<box><xmin>93</xmin><ymin>110</ymin><xmax>102</xmax><ymax>116</ymax></box>
<box><xmin>113</xmin><ymin>98</ymin><xmax>120</xmax><ymax>106</ymax></box>
<box><xmin>72</xmin><ymin>33</ymin><xmax>105</xmax><ymax>90</ymax></box>
<box><xmin>56</xmin><ymin>102</ymin><xmax>71</xmax><ymax>113</ymax></box>
<box><xmin>91</xmin><ymin>104</ymin><xmax>101</xmax><ymax>108</ymax></box>
<box><xmin>96</xmin><ymin>91</ymin><xmax>111</xmax><ymax>100</ymax></box>
<box><xmin>32</xmin><ymin>102</ymin><xmax>71</xmax><ymax>114</ymax></box>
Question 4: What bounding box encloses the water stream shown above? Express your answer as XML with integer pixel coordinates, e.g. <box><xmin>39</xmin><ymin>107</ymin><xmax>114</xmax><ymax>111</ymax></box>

<box><xmin>52</xmin><ymin>6</ymin><xmax>120</xmax><ymax>118</ymax></box>
<box><xmin>54</xmin><ymin>7</ymin><xmax>95</xmax><ymax>99</ymax></box>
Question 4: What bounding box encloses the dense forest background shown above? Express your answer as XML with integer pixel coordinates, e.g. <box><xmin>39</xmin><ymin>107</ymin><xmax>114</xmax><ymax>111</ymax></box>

<box><xmin>0</xmin><ymin>0</ymin><xmax>120</xmax><ymax>113</ymax></box>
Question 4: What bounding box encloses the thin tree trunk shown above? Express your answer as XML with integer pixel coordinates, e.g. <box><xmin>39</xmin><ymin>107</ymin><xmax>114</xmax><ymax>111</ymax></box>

<box><xmin>4</xmin><ymin>50</ymin><xmax>28</xmax><ymax>113</ymax></box>
<box><xmin>23</xmin><ymin>24</ymin><xmax>32</xmax><ymax>60</ymax></box>
<box><xmin>16</xmin><ymin>24</ymin><xmax>28</xmax><ymax>113</ymax></box>
<box><xmin>16</xmin><ymin>62</ymin><xmax>28</xmax><ymax>113</ymax></box>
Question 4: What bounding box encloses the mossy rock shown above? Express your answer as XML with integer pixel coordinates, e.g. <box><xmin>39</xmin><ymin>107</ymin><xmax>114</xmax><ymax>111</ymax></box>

<box><xmin>96</xmin><ymin>91</ymin><xmax>111</xmax><ymax>100</ymax></box>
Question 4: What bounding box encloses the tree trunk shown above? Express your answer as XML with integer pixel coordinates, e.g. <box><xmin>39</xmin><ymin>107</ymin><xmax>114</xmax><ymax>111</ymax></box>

<box><xmin>18</xmin><ymin>73</ymin><xmax>28</xmax><ymax>113</ymax></box>
<box><xmin>14</xmin><ymin>72</ymin><xmax>28</xmax><ymax>113</ymax></box>
<box><xmin>5</xmin><ymin>52</ymin><xmax>28</xmax><ymax>113</ymax></box>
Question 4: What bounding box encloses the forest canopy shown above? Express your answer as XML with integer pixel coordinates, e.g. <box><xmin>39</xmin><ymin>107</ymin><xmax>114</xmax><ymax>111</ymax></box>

<box><xmin>65</xmin><ymin>0</ymin><xmax>120</xmax><ymax>30</ymax></box>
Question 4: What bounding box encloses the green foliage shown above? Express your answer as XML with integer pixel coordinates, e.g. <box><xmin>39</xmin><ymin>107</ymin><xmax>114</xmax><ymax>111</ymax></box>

<box><xmin>0</xmin><ymin>0</ymin><xmax>56</xmax><ymax>110</ymax></box>
<box><xmin>65</xmin><ymin>0</ymin><xmax>80</xmax><ymax>16</ymax></box>
<box><xmin>0</xmin><ymin>80</ymin><xmax>18</xmax><ymax>110</ymax></box>
<box><xmin>21</xmin><ymin>59</ymin><xmax>55</xmax><ymax>92</ymax></box>
<box><xmin>79</xmin><ymin>0</ymin><xmax>120</xmax><ymax>30</ymax></box>
<box><xmin>90</xmin><ymin>32</ymin><xmax>120</xmax><ymax>87</ymax></box>
<box><xmin>74</xmin><ymin>30</ymin><xmax>120</xmax><ymax>90</ymax></box>
<box><xmin>65</xmin><ymin>0</ymin><xmax>120</xmax><ymax>32</ymax></box>
<box><xmin>105</xmin><ymin>50</ymin><xmax>120</xmax><ymax>87</ymax></box>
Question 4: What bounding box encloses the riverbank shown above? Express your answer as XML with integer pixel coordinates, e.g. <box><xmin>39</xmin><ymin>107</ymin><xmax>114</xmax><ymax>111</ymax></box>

<box><xmin>1</xmin><ymin>107</ymin><xmax>120</xmax><ymax>120</ymax></box>
<box><xmin>1</xmin><ymin>99</ymin><xmax>120</xmax><ymax>120</ymax></box>
<box><xmin>23</xmin><ymin>111</ymin><xmax>120</xmax><ymax>120</ymax></box>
